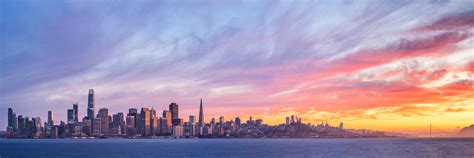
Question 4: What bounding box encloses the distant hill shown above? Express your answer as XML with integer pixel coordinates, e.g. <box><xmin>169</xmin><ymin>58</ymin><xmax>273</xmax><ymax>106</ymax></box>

<box><xmin>457</xmin><ymin>124</ymin><xmax>474</xmax><ymax>137</ymax></box>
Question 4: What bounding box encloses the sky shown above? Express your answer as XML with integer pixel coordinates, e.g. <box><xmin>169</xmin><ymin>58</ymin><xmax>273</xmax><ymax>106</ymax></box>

<box><xmin>1</xmin><ymin>0</ymin><xmax>473</xmax><ymax>135</ymax></box>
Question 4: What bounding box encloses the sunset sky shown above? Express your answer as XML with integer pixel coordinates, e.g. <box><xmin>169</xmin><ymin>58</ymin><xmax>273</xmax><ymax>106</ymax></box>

<box><xmin>1</xmin><ymin>1</ymin><xmax>473</xmax><ymax>135</ymax></box>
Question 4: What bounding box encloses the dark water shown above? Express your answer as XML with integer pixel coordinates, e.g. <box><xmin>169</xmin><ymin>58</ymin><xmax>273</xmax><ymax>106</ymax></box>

<box><xmin>0</xmin><ymin>138</ymin><xmax>473</xmax><ymax>158</ymax></box>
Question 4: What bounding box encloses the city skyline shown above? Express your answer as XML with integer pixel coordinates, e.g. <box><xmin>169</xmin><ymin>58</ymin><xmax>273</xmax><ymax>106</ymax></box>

<box><xmin>1</xmin><ymin>1</ymin><xmax>473</xmax><ymax>135</ymax></box>
<box><xmin>8</xmin><ymin>88</ymin><xmax>360</xmax><ymax>139</ymax></box>
<box><xmin>5</xmin><ymin>89</ymin><xmax>290</xmax><ymax>128</ymax></box>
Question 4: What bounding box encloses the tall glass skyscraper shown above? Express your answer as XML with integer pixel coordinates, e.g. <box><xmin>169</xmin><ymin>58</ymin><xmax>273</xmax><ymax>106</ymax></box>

<box><xmin>87</xmin><ymin>89</ymin><xmax>95</xmax><ymax>119</ymax></box>
<box><xmin>169</xmin><ymin>103</ymin><xmax>179</xmax><ymax>126</ymax></box>
<box><xmin>48</xmin><ymin>111</ymin><xmax>54</xmax><ymax>126</ymax></box>
<box><xmin>169</xmin><ymin>103</ymin><xmax>179</xmax><ymax>119</ymax></box>
<box><xmin>73</xmin><ymin>103</ymin><xmax>79</xmax><ymax>123</ymax></box>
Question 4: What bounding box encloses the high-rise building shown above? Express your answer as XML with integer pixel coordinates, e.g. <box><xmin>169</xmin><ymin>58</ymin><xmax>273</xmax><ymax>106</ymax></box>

<box><xmin>286</xmin><ymin>117</ymin><xmax>290</xmax><ymax>125</ymax></box>
<box><xmin>17</xmin><ymin>115</ymin><xmax>25</xmax><ymax>135</ymax></box>
<box><xmin>112</xmin><ymin>113</ymin><xmax>125</xmax><ymax>135</ymax></box>
<box><xmin>163</xmin><ymin>110</ymin><xmax>172</xmax><ymax>133</ymax></box>
<box><xmin>7</xmin><ymin>108</ymin><xmax>13</xmax><ymax>129</ymax></box>
<box><xmin>198</xmin><ymin>99</ymin><xmax>204</xmax><ymax>126</ymax></box>
<box><xmin>169</xmin><ymin>103</ymin><xmax>179</xmax><ymax>126</ymax></box>
<box><xmin>169</xmin><ymin>103</ymin><xmax>179</xmax><ymax>119</ymax></box>
<box><xmin>189</xmin><ymin>115</ymin><xmax>196</xmax><ymax>125</ymax></box>
<box><xmin>73</xmin><ymin>103</ymin><xmax>79</xmax><ymax>123</ymax></box>
<box><xmin>129</xmin><ymin>108</ymin><xmax>138</xmax><ymax>116</ymax></box>
<box><xmin>159</xmin><ymin>117</ymin><xmax>168</xmax><ymax>134</ymax></box>
<box><xmin>235</xmin><ymin>117</ymin><xmax>241</xmax><ymax>126</ymax></box>
<box><xmin>172</xmin><ymin>125</ymin><xmax>183</xmax><ymax>137</ymax></box>
<box><xmin>31</xmin><ymin>117</ymin><xmax>43</xmax><ymax>137</ymax></box>
<box><xmin>139</xmin><ymin>108</ymin><xmax>150</xmax><ymax>136</ymax></box>
<box><xmin>151</xmin><ymin>116</ymin><xmax>158</xmax><ymax>136</ymax></box>
<box><xmin>48</xmin><ymin>111</ymin><xmax>54</xmax><ymax>126</ymax></box>
<box><xmin>92</xmin><ymin>118</ymin><xmax>101</xmax><ymax>135</ymax></box>
<box><xmin>97</xmin><ymin>108</ymin><xmax>109</xmax><ymax>135</ymax></box>
<box><xmin>12</xmin><ymin>112</ymin><xmax>17</xmax><ymax>132</ymax></box>
<box><xmin>67</xmin><ymin>109</ymin><xmax>74</xmax><ymax>124</ymax></box>
<box><xmin>150</xmin><ymin>109</ymin><xmax>156</xmax><ymax>135</ymax></box>
<box><xmin>82</xmin><ymin>116</ymin><xmax>92</xmax><ymax>136</ymax></box>
<box><xmin>125</xmin><ymin>115</ymin><xmax>136</xmax><ymax>136</ymax></box>
<box><xmin>219</xmin><ymin>116</ymin><xmax>224</xmax><ymax>125</ymax></box>
<box><xmin>7</xmin><ymin>108</ymin><xmax>17</xmax><ymax>132</ymax></box>
<box><xmin>128</xmin><ymin>108</ymin><xmax>138</xmax><ymax>128</ymax></box>
<box><xmin>256</xmin><ymin>119</ymin><xmax>263</xmax><ymax>126</ymax></box>
<box><xmin>87</xmin><ymin>89</ymin><xmax>95</xmax><ymax>119</ymax></box>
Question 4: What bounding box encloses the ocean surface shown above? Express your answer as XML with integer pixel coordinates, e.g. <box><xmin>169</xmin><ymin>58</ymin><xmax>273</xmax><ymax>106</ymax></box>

<box><xmin>0</xmin><ymin>138</ymin><xmax>473</xmax><ymax>158</ymax></box>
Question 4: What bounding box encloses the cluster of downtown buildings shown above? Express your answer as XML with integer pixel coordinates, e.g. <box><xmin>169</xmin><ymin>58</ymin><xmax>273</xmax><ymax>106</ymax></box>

<box><xmin>5</xmin><ymin>89</ymin><xmax>391</xmax><ymax>139</ymax></box>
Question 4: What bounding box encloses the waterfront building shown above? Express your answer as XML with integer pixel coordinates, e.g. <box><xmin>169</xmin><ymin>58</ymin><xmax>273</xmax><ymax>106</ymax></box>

<box><xmin>172</xmin><ymin>125</ymin><xmax>183</xmax><ymax>137</ymax></box>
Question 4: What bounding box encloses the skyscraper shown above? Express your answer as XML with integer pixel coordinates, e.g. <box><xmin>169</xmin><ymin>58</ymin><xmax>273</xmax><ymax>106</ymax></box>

<box><xmin>67</xmin><ymin>109</ymin><xmax>74</xmax><ymax>124</ymax></box>
<box><xmin>12</xmin><ymin>112</ymin><xmax>17</xmax><ymax>132</ymax></box>
<box><xmin>163</xmin><ymin>110</ymin><xmax>172</xmax><ymax>134</ymax></box>
<box><xmin>7</xmin><ymin>108</ymin><xmax>17</xmax><ymax>132</ymax></box>
<box><xmin>8</xmin><ymin>108</ymin><xmax>13</xmax><ymax>128</ymax></box>
<box><xmin>235</xmin><ymin>117</ymin><xmax>241</xmax><ymax>126</ymax></box>
<box><xmin>198</xmin><ymin>98</ymin><xmax>204</xmax><ymax>126</ymax></box>
<box><xmin>140</xmin><ymin>108</ymin><xmax>150</xmax><ymax>136</ymax></box>
<box><xmin>92</xmin><ymin>118</ymin><xmax>101</xmax><ymax>135</ymax></box>
<box><xmin>73</xmin><ymin>103</ymin><xmax>79</xmax><ymax>123</ymax></box>
<box><xmin>150</xmin><ymin>109</ymin><xmax>157</xmax><ymax>135</ymax></box>
<box><xmin>87</xmin><ymin>89</ymin><xmax>95</xmax><ymax>119</ymax></box>
<box><xmin>189</xmin><ymin>115</ymin><xmax>196</xmax><ymax>124</ymax></box>
<box><xmin>169</xmin><ymin>103</ymin><xmax>179</xmax><ymax>126</ymax></box>
<box><xmin>48</xmin><ymin>111</ymin><xmax>54</xmax><ymax>126</ymax></box>
<box><xmin>17</xmin><ymin>115</ymin><xmax>25</xmax><ymax>135</ymax></box>
<box><xmin>97</xmin><ymin>108</ymin><xmax>109</xmax><ymax>135</ymax></box>
<box><xmin>219</xmin><ymin>116</ymin><xmax>224</xmax><ymax>125</ymax></box>
<box><xmin>169</xmin><ymin>103</ymin><xmax>179</xmax><ymax>119</ymax></box>
<box><xmin>125</xmin><ymin>115</ymin><xmax>136</xmax><ymax>136</ymax></box>
<box><xmin>112</xmin><ymin>113</ymin><xmax>125</xmax><ymax>135</ymax></box>
<box><xmin>128</xmin><ymin>108</ymin><xmax>138</xmax><ymax>128</ymax></box>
